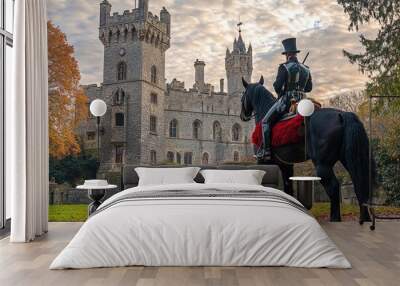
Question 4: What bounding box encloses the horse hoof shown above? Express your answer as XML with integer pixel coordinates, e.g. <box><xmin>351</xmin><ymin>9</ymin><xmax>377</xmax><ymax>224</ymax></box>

<box><xmin>359</xmin><ymin>220</ymin><xmax>364</xmax><ymax>225</ymax></box>
<box><xmin>370</xmin><ymin>225</ymin><xmax>375</xmax><ymax>231</ymax></box>
<box><xmin>330</xmin><ymin>218</ymin><xmax>342</xmax><ymax>222</ymax></box>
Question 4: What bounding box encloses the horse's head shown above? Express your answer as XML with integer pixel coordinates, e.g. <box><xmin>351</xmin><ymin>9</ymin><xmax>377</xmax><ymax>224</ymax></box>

<box><xmin>240</xmin><ymin>76</ymin><xmax>265</xmax><ymax>122</ymax></box>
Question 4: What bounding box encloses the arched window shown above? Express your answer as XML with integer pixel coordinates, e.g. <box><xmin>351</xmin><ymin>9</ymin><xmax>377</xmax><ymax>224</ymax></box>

<box><xmin>193</xmin><ymin>120</ymin><xmax>202</xmax><ymax>140</ymax></box>
<box><xmin>108</xmin><ymin>30</ymin><xmax>112</xmax><ymax>43</ymax></box>
<box><xmin>116</xmin><ymin>30</ymin><xmax>121</xmax><ymax>42</ymax></box>
<box><xmin>169</xmin><ymin>119</ymin><xmax>178</xmax><ymax>138</ymax></box>
<box><xmin>151</xmin><ymin>65</ymin><xmax>157</xmax><ymax>84</ymax></box>
<box><xmin>233</xmin><ymin>151</ymin><xmax>240</xmax><ymax>162</ymax></box>
<box><xmin>123</xmin><ymin>28</ymin><xmax>128</xmax><ymax>42</ymax></box>
<box><xmin>117</xmin><ymin>62</ymin><xmax>127</xmax><ymax>81</ymax></box>
<box><xmin>232</xmin><ymin>123</ymin><xmax>242</xmax><ymax>142</ymax></box>
<box><xmin>184</xmin><ymin>152</ymin><xmax>193</xmax><ymax>165</ymax></box>
<box><xmin>113</xmin><ymin>88</ymin><xmax>125</xmax><ymax>105</ymax></box>
<box><xmin>115</xmin><ymin>113</ymin><xmax>124</xmax><ymax>127</ymax></box>
<box><xmin>176</xmin><ymin>153</ymin><xmax>182</xmax><ymax>165</ymax></box>
<box><xmin>150</xmin><ymin>150</ymin><xmax>157</xmax><ymax>165</ymax></box>
<box><xmin>150</xmin><ymin>93</ymin><xmax>158</xmax><ymax>104</ymax></box>
<box><xmin>150</xmin><ymin>116</ymin><xmax>157</xmax><ymax>133</ymax></box>
<box><xmin>213</xmin><ymin>121</ymin><xmax>222</xmax><ymax>142</ymax></box>
<box><xmin>202</xmin><ymin>153</ymin><xmax>209</xmax><ymax>165</ymax></box>
<box><xmin>132</xmin><ymin>28</ymin><xmax>137</xmax><ymax>41</ymax></box>
<box><xmin>166</xmin><ymin>152</ymin><xmax>174</xmax><ymax>163</ymax></box>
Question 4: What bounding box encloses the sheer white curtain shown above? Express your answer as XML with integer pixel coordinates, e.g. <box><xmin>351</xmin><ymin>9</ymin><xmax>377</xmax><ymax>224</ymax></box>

<box><xmin>8</xmin><ymin>0</ymin><xmax>49</xmax><ymax>242</ymax></box>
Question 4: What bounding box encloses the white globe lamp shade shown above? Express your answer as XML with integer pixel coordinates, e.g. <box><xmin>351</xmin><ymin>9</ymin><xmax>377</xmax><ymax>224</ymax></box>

<box><xmin>90</xmin><ymin>99</ymin><xmax>107</xmax><ymax>117</ymax></box>
<box><xmin>297</xmin><ymin>99</ymin><xmax>315</xmax><ymax>117</ymax></box>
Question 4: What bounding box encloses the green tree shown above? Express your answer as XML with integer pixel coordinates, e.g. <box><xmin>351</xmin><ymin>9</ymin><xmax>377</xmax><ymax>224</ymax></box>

<box><xmin>49</xmin><ymin>153</ymin><xmax>99</xmax><ymax>187</ymax></box>
<box><xmin>338</xmin><ymin>0</ymin><xmax>400</xmax><ymax>96</ymax></box>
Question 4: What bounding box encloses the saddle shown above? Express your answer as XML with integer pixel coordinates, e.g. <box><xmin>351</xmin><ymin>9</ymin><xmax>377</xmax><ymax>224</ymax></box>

<box><xmin>252</xmin><ymin>99</ymin><xmax>322</xmax><ymax>149</ymax></box>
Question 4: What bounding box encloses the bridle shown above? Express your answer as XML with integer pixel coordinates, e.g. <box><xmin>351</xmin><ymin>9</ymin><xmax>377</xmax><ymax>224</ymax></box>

<box><xmin>241</xmin><ymin>90</ymin><xmax>256</xmax><ymax>121</ymax></box>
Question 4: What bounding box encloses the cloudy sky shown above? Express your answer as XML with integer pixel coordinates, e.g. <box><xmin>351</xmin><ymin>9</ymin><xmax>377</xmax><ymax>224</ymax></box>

<box><xmin>47</xmin><ymin>0</ymin><xmax>376</xmax><ymax>101</ymax></box>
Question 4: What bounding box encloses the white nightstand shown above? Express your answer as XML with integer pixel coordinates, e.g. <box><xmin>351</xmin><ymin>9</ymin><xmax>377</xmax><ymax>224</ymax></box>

<box><xmin>77</xmin><ymin>181</ymin><xmax>117</xmax><ymax>215</ymax></box>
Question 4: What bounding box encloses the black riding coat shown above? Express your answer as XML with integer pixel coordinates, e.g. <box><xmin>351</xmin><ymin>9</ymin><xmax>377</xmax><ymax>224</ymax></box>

<box><xmin>273</xmin><ymin>56</ymin><xmax>313</xmax><ymax>98</ymax></box>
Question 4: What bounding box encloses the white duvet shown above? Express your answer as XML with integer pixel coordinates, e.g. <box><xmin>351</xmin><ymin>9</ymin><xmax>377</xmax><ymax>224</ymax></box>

<box><xmin>50</xmin><ymin>183</ymin><xmax>351</xmax><ymax>269</ymax></box>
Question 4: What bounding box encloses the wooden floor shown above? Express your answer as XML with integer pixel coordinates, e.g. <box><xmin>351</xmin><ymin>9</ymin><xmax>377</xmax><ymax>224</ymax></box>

<box><xmin>0</xmin><ymin>222</ymin><xmax>399</xmax><ymax>286</ymax></box>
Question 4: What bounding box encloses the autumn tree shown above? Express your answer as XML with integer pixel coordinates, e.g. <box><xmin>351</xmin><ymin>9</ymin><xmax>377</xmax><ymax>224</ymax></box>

<box><xmin>48</xmin><ymin>21</ymin><xmax>88</xmax><ymax>159</ymax></box>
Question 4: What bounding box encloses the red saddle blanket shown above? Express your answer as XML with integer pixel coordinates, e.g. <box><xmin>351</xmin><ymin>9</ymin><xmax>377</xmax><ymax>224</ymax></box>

<box><xmin>252</xmin><ymin>114</ymin><xmax>304</xmax><ymax>148</ymax></box>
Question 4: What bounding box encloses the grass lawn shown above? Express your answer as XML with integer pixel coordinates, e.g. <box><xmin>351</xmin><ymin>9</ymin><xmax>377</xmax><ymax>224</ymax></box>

<box><xmin>49</xmin><ymin>203</ymin><xmax>400</xmax><ymax>222</ymax></box>
<box><xmin>49</xmin><ymin>204</ymin><xmax>88</xmax><ymax>222</ymax></box>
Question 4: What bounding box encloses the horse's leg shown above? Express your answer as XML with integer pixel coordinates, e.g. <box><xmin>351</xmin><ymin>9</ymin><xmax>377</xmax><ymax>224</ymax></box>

<box><xmin>340</xmin><ymin>160</ymin><xmax>371</xmax><ymax>223</ymax></box>
<box><xmin>316</xmin><ymin>165</ymin><xmax>341</xmax><ymax>222</ymax></box>
<box><xmin>278</xmin><ymin>163</ymin><xmax>294</xmax><ymax>196</ymax></box>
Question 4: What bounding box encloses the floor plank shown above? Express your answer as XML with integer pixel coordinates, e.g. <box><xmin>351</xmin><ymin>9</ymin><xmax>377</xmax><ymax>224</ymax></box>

<box><xmin>0</xmin><ymin>222</ymin><xmax>399</xmax><ymax>286</ymax></box>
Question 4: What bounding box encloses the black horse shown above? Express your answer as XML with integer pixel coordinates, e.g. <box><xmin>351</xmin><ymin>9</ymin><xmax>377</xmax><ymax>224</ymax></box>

<box><xmin>240</xmin><ymin>76</ymin><xmax>375</xmax><ymax>222</ymax></box>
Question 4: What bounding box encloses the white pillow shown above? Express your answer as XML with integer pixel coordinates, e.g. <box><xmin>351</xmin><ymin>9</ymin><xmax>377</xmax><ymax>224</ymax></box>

<box><xmin>200</xmin><ymin>169</ymin><xmax>266</xmax><ymax>185</ymax></box>
<box><xmin>135</xmin><ymin>167</ymin><xmax>201</xmax><ymax>186</ymax></box>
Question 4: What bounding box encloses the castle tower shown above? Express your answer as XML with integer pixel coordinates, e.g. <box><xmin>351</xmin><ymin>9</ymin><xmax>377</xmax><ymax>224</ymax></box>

<box><xmin>225</xmin><ymin>30</ymin><xmax>253</xmax><ymax>96</ymax></box>
<box><xmin>97</xmin><ymin>0</ymin><xmax>171</xmax><ymax>168</ymax></box>
<box><xmin>194</xmin><ymin>59</ymin><xmax>205</xmax><ymax>90</ymax></box>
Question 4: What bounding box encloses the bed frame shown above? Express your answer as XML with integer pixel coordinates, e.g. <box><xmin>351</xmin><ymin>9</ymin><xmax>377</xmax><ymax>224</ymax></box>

<box><xmin>122</xmin><ymin>164</ymin><xmax>283</xmax><ymax>190</ymax></box>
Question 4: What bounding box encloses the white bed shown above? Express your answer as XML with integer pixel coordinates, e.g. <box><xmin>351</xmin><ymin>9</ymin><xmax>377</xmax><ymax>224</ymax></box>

<box><xmin>50</xmin><ymin>183</ymin><xmax>351</xmax><ymax>269</ymax></box>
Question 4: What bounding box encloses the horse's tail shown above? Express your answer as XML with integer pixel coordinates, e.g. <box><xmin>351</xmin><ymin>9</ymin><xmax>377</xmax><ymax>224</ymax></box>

<box><xmin>341</xmin><ymin>112</ymin><xmax>377</xmax><ymax>207</ymax></box>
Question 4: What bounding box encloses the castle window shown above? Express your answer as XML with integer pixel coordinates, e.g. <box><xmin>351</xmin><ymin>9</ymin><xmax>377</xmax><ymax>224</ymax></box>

<box><xmin>150</xmin><ymin>115</ymin><xmax>157</xmax><ymax>133</ymax></box>
<box><xmin>232</xmin><ymin>123</ymin><xmax>242</xmax><ymax>142</ymax></box>
<box><xmin>184</xmin><ymin>152</ymin><xmax>193</xmax><ymax>165</ymax></box>
<box><xmin>169</xmin><ymin>119</ymin><xmax>178</xmax><ymax>138</ymax></box>
<box><xmin>150</xmin><ymin>150</ymin><xmax>157</xmax><ymax>165</ymax></box>
<box><xmin>150</xmin><ymin>93</ymin><xmax>158</xmax><ymax>104</ymax></box>
<box><xmin>115</xmin><ymin>145</ymin><xmax>124</xmax><ymax>164</ymax></box>
<box><xmin>113</xmin><ymin>88</ymin><xmax>125</xmax><ymax>105</ymax></box>
<box><xmin>132</xmin><ymin>28</ymin><xmax>137</xmax><ymax>41</ymax></box>
<box><xmin>193</xmin><ymin>120</ymin><xmax>202</xmax><ymax>140</ymax></box>
<box><xmin>213</xmin><ymin>121</ymin><xmax>222</xmax><ymax>142</ymax></box>
<box><xmin>115</xmin><ymin>113</ymin><xmax>124</xmax><ymax>127</ymax></box>
<box><xmin>202</xmin><ymin>153</ymin><xmax>209</xmax><ymax>165</ymax></box>
<box><xmin>108</xmin><ymin>30</ymin><xmax>112</xmax><ymax>43</ymax></box>
<box><xmin>124</xmin><ymin>28</ymin><xmax>128</xmax><ymax>42</ymax></box>
<box><xmin>176</xmin><ymin>153</ymin><xmax>182</xmax><ymax>164</ymax></box>
<box><xmin>166</xmin><ymin>151</ymin><xmax>174</xmax><ymax>163</ymax></box>
<box><xmin>117</xmin><ymin>61</ymin><xmax>127</xmax><ymax>81</ymax></box>
<box><xmin>87</xmin><ymin>131</ymin><xmax>96</xmax><ymax>141</ymax></box>
<box><xmin>233</xmin><ymin>151</ymin><xmax>240</xmax><ymax>162</ymax></box>
<box><xmin>116</xmin><ymin>30</ymin><xmax>121</xmax><ymax>42</ymax></box>
<box><xmin>151</xmin><ymin>65</ymin><xmax>157</xmax><ymax>84</ymax></box>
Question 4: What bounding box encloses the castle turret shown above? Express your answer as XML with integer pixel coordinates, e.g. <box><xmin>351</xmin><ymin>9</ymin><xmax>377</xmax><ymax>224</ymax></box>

<box><xmin>100</xmin><ymin>0</ymin><xmax>111</xmax><ymax>26</ymax></box>
<box><xmin>225</xmin><ymin>30</ymin><xmax>253</xmax><ymax>96</ymax></box>
<box><xmin>194</xmin><ymin>59</ymin><xmax>206</xmax><ymax>89</ymax></box>
<box><xmin>160</xmin><ymin>7</ymin><xmax>171</xmax><ymax>38</ymax></box>
<box><xmin>139</xmin><ymin>0</ymin><xmax>149</xmax><ymax>19</ymax></box>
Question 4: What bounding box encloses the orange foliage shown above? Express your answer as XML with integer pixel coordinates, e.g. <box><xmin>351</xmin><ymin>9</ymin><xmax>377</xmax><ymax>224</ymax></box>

<box><xmin>48</xmin><ymin>21</ymin><xmax>88</xmax><ymax>159</ymax></box>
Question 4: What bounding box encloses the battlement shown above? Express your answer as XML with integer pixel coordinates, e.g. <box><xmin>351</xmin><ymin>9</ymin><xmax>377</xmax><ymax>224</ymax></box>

<box><xmin>106</xmin><ymin>9</ymin><xmax>162</xmax><ymax>28</ymax></box>
<box><xmin>99</xmin><ymin>1</ymin><xmax>171</xmax><ymax>50</ymax></box>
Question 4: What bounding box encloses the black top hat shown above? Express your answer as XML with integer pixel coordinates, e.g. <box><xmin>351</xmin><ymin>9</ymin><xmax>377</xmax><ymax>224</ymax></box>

<box><xmin>281</xmin><ymin>38</ymin><xmax>300</xmax><ymax>54</ymax></box>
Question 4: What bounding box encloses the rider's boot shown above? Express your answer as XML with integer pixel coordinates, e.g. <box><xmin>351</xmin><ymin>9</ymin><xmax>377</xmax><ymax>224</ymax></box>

<box><xmin>262</xmin><ymin>124</ymin><xmax>272</xmax><ymax>161</ymax></box>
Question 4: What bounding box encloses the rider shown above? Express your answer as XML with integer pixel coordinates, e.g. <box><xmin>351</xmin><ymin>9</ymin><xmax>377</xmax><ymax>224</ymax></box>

<box><xmin>260</xmin><ymin>37</ymin><xmax>313</xmax><ymax>160</ymax></box>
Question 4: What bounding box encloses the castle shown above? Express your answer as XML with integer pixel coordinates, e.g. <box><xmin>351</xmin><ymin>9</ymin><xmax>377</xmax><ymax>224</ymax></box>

<box><xmin>79</xmin><ymin>0</ymin><xmax>255</xmax><ymax>173</ymax></box>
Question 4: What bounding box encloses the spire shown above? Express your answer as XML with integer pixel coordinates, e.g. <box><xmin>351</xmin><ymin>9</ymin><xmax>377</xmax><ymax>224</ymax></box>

<box><xmin>234</xmin><ymin>19</ymin><xmax>246</xmax><ymax>53</ymax></box>
<box><xmin>236</xmin><ymin>31</ymin><xmax>246</xmax><ymax>53</ymax></box>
